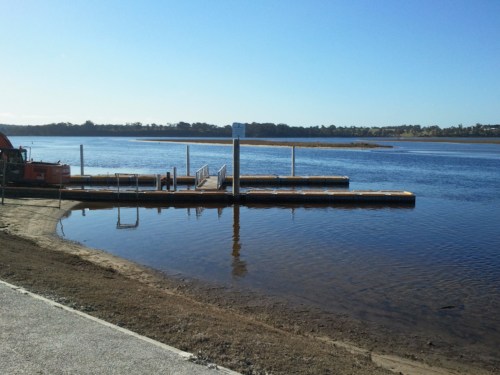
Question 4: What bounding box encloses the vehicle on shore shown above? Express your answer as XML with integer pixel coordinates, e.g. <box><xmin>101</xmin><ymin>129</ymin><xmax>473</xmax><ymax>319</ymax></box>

<box><xmin>0</xmin><ymin>132</ymin><xmax>70</xmax><ymax>186</ymax></box>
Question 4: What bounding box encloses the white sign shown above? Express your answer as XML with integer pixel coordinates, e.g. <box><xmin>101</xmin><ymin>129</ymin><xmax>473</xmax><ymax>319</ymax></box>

<box><xmin>232</xmin><ymin>122</ymin><xmax>246</xmax><ymax>138</ymax></box>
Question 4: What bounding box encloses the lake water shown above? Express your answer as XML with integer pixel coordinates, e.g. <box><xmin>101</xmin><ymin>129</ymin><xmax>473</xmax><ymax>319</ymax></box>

<box><xmin>11</xmin><ymin>136</ymin><xmax>500</xmax><ymax>345</ymax></box>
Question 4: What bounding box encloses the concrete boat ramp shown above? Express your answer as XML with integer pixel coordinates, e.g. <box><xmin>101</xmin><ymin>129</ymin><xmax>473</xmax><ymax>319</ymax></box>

<box><xmin>2</xmin><ymin>174</ymin><xmax>415</xmax><ymax>205</ymax></box>
<box><xmin>0</xmin><ymin>280</ymin><xmax>237</xmax><ymax>375</ymax></box>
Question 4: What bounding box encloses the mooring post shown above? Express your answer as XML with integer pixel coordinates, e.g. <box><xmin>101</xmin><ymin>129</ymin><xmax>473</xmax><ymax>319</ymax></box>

<box><xmin>173</xmin><ymin>167</ymin><xmax>177</xmax><ymax>191</ymax></box>
<box><xmin>80</xmin><ymin>144</ymin><xmax>84</xmax><ymax>176</ymax></box>
<box><xmin>186</xmin><ymin>145</ymin><xmax>190</xmax><ymax>176</ymax></box>
<box><xmin>233</xmin><ymin>138</ymin><xmax>240</xmax><ymax>196</ymax></box>
<box><xmin>58</xmin><ymin>167</ymin><xmax>62</xmax><ymax>209</ymax></box>
<box><xmin>1</xmin><ymin>160</ymin><xmax>6</xmax><ymax>205</ymax></box>
<box><xmin>116</xmin><ymin>173</ymin><xmax>120</xmax><ymax>198</ymax></box>
<box><xmin>166</xmin><ymin>172</ymin><xmax>171</xmax><ymax>191</ymax></box>
<box><xmin>156</xmin><ymin>174</ymin><xmax>162</xmax><ymax>190</ymax></box>
<box><xmin>291</xmin><ymin>146</ymin><xmax>296</xmax><ymax>177</ymax></box>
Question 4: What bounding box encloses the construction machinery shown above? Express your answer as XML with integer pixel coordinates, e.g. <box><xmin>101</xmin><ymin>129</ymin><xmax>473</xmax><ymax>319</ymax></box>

<box><xmin>0</xmin><ymin>131</ymin><xmax>70</xmax><ymax>186</ymax></box>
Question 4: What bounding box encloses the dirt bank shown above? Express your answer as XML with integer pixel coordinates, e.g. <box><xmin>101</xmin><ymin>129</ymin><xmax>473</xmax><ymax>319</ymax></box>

<box><xmin>0</xmin><ymin>198</ymin><xmax>497</xmax><ymax>374</ymax></box>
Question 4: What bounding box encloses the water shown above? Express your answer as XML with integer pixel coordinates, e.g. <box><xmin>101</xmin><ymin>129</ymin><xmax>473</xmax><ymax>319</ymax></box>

<box><xmin>12</xmin><ymin>136</ymin><xmax>500</xmax><ymax>343</ymax></box>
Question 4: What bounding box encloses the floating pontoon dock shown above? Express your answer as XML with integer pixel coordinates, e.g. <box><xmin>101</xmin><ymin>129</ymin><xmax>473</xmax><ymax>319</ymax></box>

<box><xmin>69</xmin><ymin>174</ymin><xmax>350</xmax><ymax>187</ymax></box>
<box><xmin>2</xmin><ymin>186</ymin><xmax>415</xmax><ymax>205</ymax></box>
<box><xmin>2</xmin><ymin>172</ymin><xmax>415</xmax><ymax>205</ymax></box>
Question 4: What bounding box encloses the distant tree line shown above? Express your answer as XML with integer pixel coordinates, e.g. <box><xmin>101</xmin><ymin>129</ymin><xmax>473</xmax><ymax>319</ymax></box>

<box><xmin>1</xmin><ymin>121</ymin><xmax>499</xmax><ymax>138</ymax></box>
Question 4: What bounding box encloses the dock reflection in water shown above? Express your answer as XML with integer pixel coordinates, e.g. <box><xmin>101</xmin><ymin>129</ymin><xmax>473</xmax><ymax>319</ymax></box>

<box><xmin>62</xmin><ymin>202</ymin><xmax>415</xmax><ymax>284</ymax></box>
<box><xmin>116</xmin><ymin>206</ymin><xmax>139</xmax><ymax>229</ymax></box>
<box><xmin>231</xmin><ymin>204</ymin><xmax>247</xmax><ymax>278</ymax></box>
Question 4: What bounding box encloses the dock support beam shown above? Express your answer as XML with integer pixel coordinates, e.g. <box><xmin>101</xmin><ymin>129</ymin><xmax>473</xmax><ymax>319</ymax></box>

<box><xmin>291</xmin><ymin>146</ymin><xmax>296</xmax><ymax>176</ymax></box>
<box><xmin>186</xmin><ymin>145</ymin><xmax>190</xmax><ymax>176</ymax></box>
<box><xmin>233</xmin><ymin>138</ymin><xmax>240</xmax><ymax>196</ymax></box>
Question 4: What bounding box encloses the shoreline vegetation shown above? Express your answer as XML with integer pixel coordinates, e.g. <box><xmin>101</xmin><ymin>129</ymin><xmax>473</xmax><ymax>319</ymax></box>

<box><xmin>1</xmin><ymin>121</ymin><xmax>499</xmax><ymax>139</ymax></box>
<box><xmin>1</xmin><ymin>198</ymin><xmax>499</xmax><ymax>375</ymax></box>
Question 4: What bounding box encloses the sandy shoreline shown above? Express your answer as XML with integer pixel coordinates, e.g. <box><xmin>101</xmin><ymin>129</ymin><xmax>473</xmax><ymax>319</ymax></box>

<box><xmin>1</xmin><ymin>198</ymin><xmax>498</xmax><ymax>374</ymax></box>
<box><xmin>0</xmin><ymin>198</ymin><xmax>162</xmax><ymax>285</ymax></box>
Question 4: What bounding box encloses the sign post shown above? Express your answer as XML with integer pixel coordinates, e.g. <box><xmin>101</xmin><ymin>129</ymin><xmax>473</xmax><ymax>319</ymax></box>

<box><xmin>232</xmin><ymin>122</ymin><xmax>246</xmax><ymax>139</ymax></box>
<box><xmin>232</xmin><ymin>123</ymin><xmax>246</xmax><ymax>197</ymax></box>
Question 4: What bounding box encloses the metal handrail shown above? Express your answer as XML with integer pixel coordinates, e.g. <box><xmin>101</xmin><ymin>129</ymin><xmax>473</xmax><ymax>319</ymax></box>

<box><xmin>195</xmin><ymin>164</ymin><xmax>209</xmax><ymax>188</ymax></box>
<box><xmin>217</xmin><ymin>164</ymin><xmax>227</xmax><ymax>190</ymax></box>
<box><xmin>115</xmin><ymin>173</ymin><xmax>139</xmax><ymax>198</ymax></box>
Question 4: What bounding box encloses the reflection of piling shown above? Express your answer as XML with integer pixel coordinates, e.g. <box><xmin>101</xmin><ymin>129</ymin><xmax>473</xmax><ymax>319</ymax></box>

<box><xmin>232</xmin><ymin>204</ymin><xmax>241</xmax><ymax>255</ymax></box>
<box><xmin>232</xmin><ymin>204</ymin><xmax>247</xmax><ymax>278</ymax></box>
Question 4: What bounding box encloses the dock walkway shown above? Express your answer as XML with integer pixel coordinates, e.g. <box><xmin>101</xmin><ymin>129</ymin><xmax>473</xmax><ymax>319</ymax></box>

<box><xmin>198</xmin><ymin>175</ymin><xmax>219</xmax><ymax>190</ymax></box>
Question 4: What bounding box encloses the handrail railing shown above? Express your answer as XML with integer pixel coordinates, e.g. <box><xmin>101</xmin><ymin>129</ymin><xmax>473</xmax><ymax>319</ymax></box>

<box><xmin>115</xmin><ymin>173</ymin><xmax>139</xmax><ymax>198</ymax></box>
<box><xmin>217</xmin><ymin>164</ymin><xmax>227</xmax><ymax>190</ymax></box>
<box><xmin>195</xmin><ymin>164</ymin><xmax>209</xmax><ymax>188</ymax></box>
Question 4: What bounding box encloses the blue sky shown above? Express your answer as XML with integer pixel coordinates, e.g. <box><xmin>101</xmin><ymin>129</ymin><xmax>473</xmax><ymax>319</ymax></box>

<box><xmin>1</xmin><ymin>0</ymin><xmax>499</xmax><ymax>127</ymax></box>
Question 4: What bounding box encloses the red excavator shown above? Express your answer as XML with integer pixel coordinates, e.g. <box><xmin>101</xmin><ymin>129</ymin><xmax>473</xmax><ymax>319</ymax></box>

<box><xmin>0</xmin><ymin>131</ymin><xmax>71</xmax><ymax>186</ymax></box>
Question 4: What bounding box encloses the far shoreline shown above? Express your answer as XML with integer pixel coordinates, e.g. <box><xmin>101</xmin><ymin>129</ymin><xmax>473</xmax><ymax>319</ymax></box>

<box><xmin>377</xmin><ymin>137</ymin><xmax>500</xmax><ymax>144</ymax></box>
<box><xmin>138</xmin><ymin>137</ymin><xmax>500</xmax><ymax>147</ymax></box>
<box><xmin>139</xmin><ymin>138</ymin><xmax>392</xmax><ymax>148</ymax></box>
